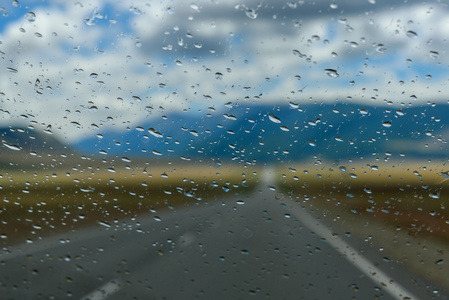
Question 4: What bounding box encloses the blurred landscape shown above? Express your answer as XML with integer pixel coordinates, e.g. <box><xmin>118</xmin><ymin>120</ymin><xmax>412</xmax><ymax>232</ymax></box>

<box><xmin>1</xmin><ymin>102</ymin><xmax>449</xmax><ymax>292</ymax></box>
<box><xmin>1</xmin><ymin>102</ymin><xmax>449</xmax><ymax>245</ymax></box>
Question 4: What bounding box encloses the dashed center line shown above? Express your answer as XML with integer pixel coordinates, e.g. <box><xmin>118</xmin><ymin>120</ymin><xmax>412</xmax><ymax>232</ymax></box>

<box><xmin>80</xmin><ymin>279</ymin><xmax>123</xmax><ymax>300</ymax></box>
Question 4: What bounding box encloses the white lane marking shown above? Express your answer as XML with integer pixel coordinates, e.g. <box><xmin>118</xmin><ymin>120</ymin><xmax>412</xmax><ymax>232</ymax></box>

<box><xmin>80</xmin><ymin>279</ymin><xmax>122</xmax><ymax>300</ymax></box>
<box><xmin>261</xmin><ymin>167</ymin><xmax>419</xmax><ymax>300</ymax></box>
<box><xmin>286</xmin><ymin>202</ymin><xmax>420</xmax><ymax>300</ymax></box>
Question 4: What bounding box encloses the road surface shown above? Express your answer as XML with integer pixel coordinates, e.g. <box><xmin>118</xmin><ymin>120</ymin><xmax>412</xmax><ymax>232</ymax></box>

<box><xmin>0</xmin><ymin>170</ymin><xmax>446</xmax><ymax>299</ymax></box>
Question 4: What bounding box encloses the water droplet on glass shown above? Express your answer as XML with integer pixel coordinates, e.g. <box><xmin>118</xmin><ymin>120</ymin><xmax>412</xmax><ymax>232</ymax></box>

<box><xmin>245</xmin><ymin>9</ymin><xmax>257</xmax><ymax>19</ymax></box>
<box><xmin>406</xmin><ymin>30</ymin><xmax>418</xmax><ymax>39</ymax></box>
<box><xmin>376</xmin><ymin>44</ymin><xmax>387</xmax><ymax>53</ymax></box>
<box><xmin>429</xmin><ymin>193</ymin><xmax>440</xmax><ymax>199</ymax></box>
<box><xmin>215</xmin><ymin>72</ymin><xmax>223</xmax><ymax>80</ymax></box>
<box><xmin>429</xmin><ymin>51</ymin><xmax>439</xmax><ymax>59</ymax></box>
<box><xmin>149</xmin><ymin>128</ymin><xmax>163</xmax><ymax>138</ymax></box>
<box><xmin>292</xmin><ymin>50</ymin><xmax>306</xmax><ymax>58</ymax></box>
<box><xmin>2</xmin><ymin>141</ymin><xmax>21</xmax><ymax>151</ymax></box>
<box><xmin>324</xmin><ymin>69</ymin><xmax>339</xmax><ymax>78</ymax></box>
<box><xmin>7</xmin><ymin>67</ymin><xmax>18</xmax><ymax>73</ymax></box>
<box><xmin>98</xmin><ymin>221</ymin><xmax>111</xmax><ymax>228</ymax></box>
<box><xmin>382</xmin><ymin>121</ymin><xmax>392</xmax><ymax>128</ymax></box>
<box><xmin>25</xmin><ymin>12</ymin><xmax>36</xmax><ymax>22</ymax></box>
<box><xmin>44</xmin><ymin>125</ymin><xmax>53</xmax><ymax>134</ymax></box>
<box><xmin>268</xmin><ymin>114</ymin><xmax>281</xmax><ymax>123</ymax></box>
<box><xmin>166</xmin><ymin>7</ymin><xmax>175</xmax><ymax>14</ymax></box>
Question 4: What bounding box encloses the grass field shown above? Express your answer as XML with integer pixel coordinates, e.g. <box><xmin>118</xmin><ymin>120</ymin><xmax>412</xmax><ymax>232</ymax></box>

<box><xmin>278</xmin><ymin>161</ymin><xmax>449</xmax><ymax>241</ymax></box>
<box><xmin>3</xmin><ymin>158</ymin><xmax>449</xmax><ymax>245</ymax></box>
<box><xmin>0</xmin><ymin>162</ymin><xmax>259</xmax><ymax>245</ymax></box>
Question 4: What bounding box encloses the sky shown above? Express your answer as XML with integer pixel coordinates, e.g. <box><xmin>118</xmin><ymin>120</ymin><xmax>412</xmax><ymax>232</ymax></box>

<box><xmin>1</xmin><ymin>0</ymin><xmax>449</xmax><ymax>142</ymax></box>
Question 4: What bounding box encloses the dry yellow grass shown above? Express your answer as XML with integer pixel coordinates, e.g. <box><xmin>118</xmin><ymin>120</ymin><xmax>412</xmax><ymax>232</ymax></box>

<box><xmin>278</xmin><ymin>160</ymin><xmax>449</xmax><ymax>240</ymax></box>
<box><xmin>279</xmin><ymin>160</ymin><xmax>449</xmax><ymax>187</ymax></box>
<box><xmin>0</xmin><ymin>163</ymin><xmax>259</xmax><ymax>245</ymax></box>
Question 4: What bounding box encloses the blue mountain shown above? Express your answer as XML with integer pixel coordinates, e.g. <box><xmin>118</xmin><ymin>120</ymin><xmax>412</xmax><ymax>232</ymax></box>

<box><xmin>72</xmin><ymin>102</ymin><xmax>449</xmax><ymax>163</ymax></box>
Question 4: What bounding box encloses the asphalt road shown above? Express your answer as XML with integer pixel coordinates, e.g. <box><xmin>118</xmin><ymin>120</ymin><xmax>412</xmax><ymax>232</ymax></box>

<box><xmin>0</xmin><ymin>172</ymin><xmax>446</xmax><ymax>300</ymax></box>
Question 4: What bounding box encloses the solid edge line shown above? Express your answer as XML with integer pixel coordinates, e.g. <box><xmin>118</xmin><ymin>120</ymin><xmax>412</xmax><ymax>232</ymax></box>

<box><xmin>286</xmin><ymin>205</ymin><xmax>420</xmax><ymax>300</ymax></box>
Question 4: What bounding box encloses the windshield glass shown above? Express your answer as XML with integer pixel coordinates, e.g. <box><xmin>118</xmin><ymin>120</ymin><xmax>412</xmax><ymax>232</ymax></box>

<box><xmin>1</xmin><ymin>0</ymin><xmax>448</xmax><ymax>299</ymax></box>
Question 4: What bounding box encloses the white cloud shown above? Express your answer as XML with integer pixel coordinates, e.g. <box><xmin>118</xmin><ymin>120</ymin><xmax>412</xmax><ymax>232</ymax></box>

<box><xmin>1</xmin><ymin>0</ymin><xmax>449</xmax><ymax>142</ymax></box>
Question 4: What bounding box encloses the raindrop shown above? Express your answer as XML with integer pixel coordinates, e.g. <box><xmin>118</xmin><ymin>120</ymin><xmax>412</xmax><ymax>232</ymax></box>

<box><xmin>2</xmin><ymin>141</ymin><xmax>21</xmax><ymax>151</ymax></box>
<box><xmin>292</xmin><ymin>50</ymin><xmax>306</xmax><ymax>58</ymax></box>
<box><xmin>43</xmin><ymin>125</ymin><xmax>53</xmax><ymax>134</ymax></box>
<box><xmin>98</xmin><ymin>221</ymin><xmax>111</xmax><ymax>228</ymax></box>
<box><xmin>25</xmin><ymin>12</ymin><xmax>36</xmax><ymax>22</ymax></box>
<box><xmin>376</xmin><ymin>44</ymin><xmax>387</xmax><ymax>53</ymax></box>
<box><xmin>324</xmin><ymin>69</ymin><xmax>339</xmax><ymax>78</ymax></box>
<box><xmin>406</xmin><ymin>30</ymin><xmax>418</xmax><ymax>39</ymax></box>
<box><xmin>429</xmin><ymin>51</ymin><xmax>439</xmax><ymax>59</ymax></box>
<box><xmin>215</xmin><ymin>72</ymin><xmax>223</xmax><ymax>80</ymax></box>
<box><xmin>148</xmin><ymin>128</ymin><xmax>163</xmax><ymax>138</ymax></box>
<box><xmin>268</xmin><ymin>114</ymin><xmax>281</xmax><ymax>123</ymax></box>
<box><xmin>224</xmin><ymin>114</ymin><xmax>237</xmax><ymax>120</ymax></box>
<box><xmin>245</xmin><ymin>9</ymin><xmax>257</xmax><ymax>19</ymax></box>
<box><xmin>7</xmin><ymin>67</ymin><xmax>18</xmax><ymax>73</ymax></box>
<box><xmin>107</xmin><ymin>167</ymin><xmax>116</xmax><ymax>173</ymax></box>
<box><xmin>382</xmin><ymin>121</ymin><xmax>392</xmax><ymax>128</ymax></box>
<box><xmin>166</xmin><ymin>7</ymin><xmax>175</xmax><ymax>14</ymax></box>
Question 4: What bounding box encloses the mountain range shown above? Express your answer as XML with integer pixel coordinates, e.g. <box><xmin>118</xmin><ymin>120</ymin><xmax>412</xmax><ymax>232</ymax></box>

<box><xmin>69</xmin><ymin>102</ymin><xmax>449</xmax><ymax>164</ymax></box>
